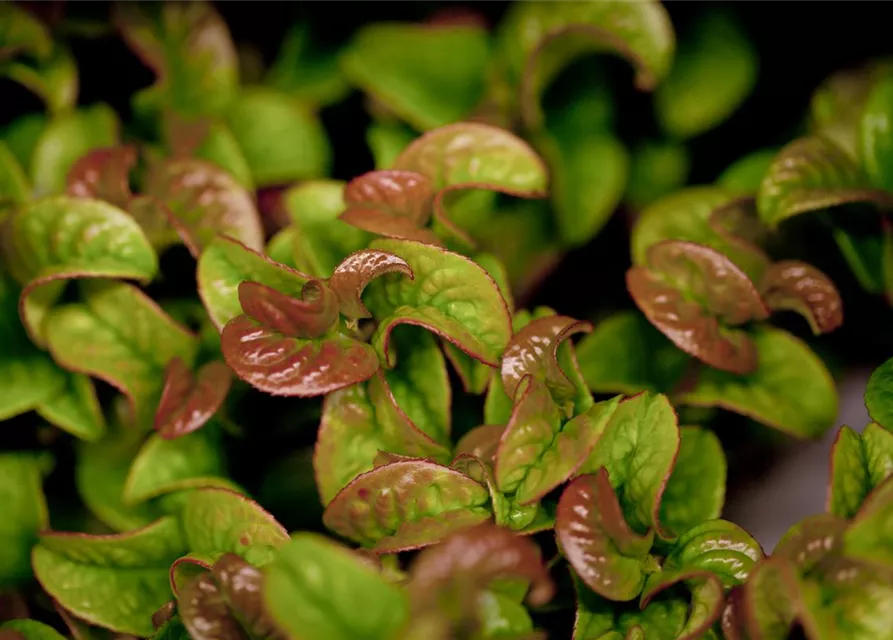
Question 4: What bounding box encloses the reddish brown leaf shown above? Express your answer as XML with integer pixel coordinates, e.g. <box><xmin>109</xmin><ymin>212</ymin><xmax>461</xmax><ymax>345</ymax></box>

<box><xmin>327</xmin><ymin>249</ymin><xmax>413</xmax><ymax>320</ymax></box>
<box><xmin>238</xmin><ymin>280</ymin><xmax>339</xmax><ymax>339</ymax></box>
<box><xmin>760</xmin><ymin>261</ymin><xmax>843</xmax><ymax>334</ymax></box>
<box><xmin>343</xmin><ymin>170</ymin><xmax>434</xmax><ymax>227</ymax></box>
<box><xmin>154</xmin><ymin>358</ymin><xmax>232</xmax><ymax>440</ymax></box>
<box><xmin>211</xmin><ymin>554</ymin><xmax>285</xmax><ymax>640</ymax></box>
<box><xmin>180</xmin><ymin>573</ymin><xmax>247</xmax><ymax>640</ymax></box>
<box><xmin>454</xmin><ymin>424</ymin><xmax>505</xmax><ymax>463</ymax></box>
<box><xmin>221</xmin><ymin>315</ymin><xmax>379</xmax><ymax>397</ymax></box>
<box><xmin>66</xmin><ymin>146</ymin><xmax>136</xmax><ymax>209</ymax></box>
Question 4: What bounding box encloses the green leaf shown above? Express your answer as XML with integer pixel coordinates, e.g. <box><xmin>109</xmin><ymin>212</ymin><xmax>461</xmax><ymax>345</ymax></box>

<box><xmin>624</xmin><ymin>140</ymin><xmax>690</xmax><ymax>211</ymax></box>
<box><xmin>866</xmin><ymin>356</ymin><xmax>893</xmax><ymax>430</ymax></box>
<box><xmin>774</xmin><ymin>513</ymin><xmax>847</xmax><ymax>573</ymax></box>
<box><xmin>36</xmin><ymin>371</ymin><xmax>106</xmax><ymax>442</ymax></box>
<box><xmin>659</xmin><ymin>427</ymin><xmax>726</xmax><ymax>538</ymax></box>
<box><xmin>366</xmin><ymin>238</ymin><xmax>513</xmax><ymax>367</ymax></box>
<box><xmin>0</xmin><ymin>141</ymin><xmax>29</xmax><ymax>208</ymax></box>
<box><xmin>264</xmin><ymin>533</ymin><xmax>409</xmax><ymax>640</ymax></box>
<box><xmin>756</xmin><ymin>135</ymin><xmax>892</xmax><ymax>228</ymax></box>
<box><xmin>44</xmin><ymin>280</ymin><xmax>198</xmax><ymax>427</ymax></box>
<box><xmin>181</xmin><ymin>488</ymin><xmax>289</xmax><ymax>567</ymax></box>
<box><xmin>678</xmin><ymin>326</ymin><xmax>838</xmax><ymax>438</ymax></box>
<box><xmin>367</xmin><ymin>121</ymin><xmax>415</xmax><ymax>170</ymax></box>
<box><xmin>557</xmin><ymin>469</ymin><xmax>656</xmax><ymax>601</ymax></box>
<box><xmin>581</xmin><ymin>392</ymin><xmax>680</xmax><ymax>538</ymax></box>
<box><xmin>0</xmin><ymin>620</ymin><xmax>67</xmax><ymax>640</ymax></box>
<box><xmin>33</xmin><ymin>518</ymin><xmax>187</xmax><ymax>636</ymax></box>
<box><xmin>197</xmin><ymin>235</ymin><xmax>310</xmax><ymax>329</ymax></box>
<box><xmin>114</xmin><ymin>1</ymin><xmax>238</xmax><ymax>117</ymax></box>
<box><xmin>740</xmin><ymin>557</ymin><xmax>802</xmax><ymax>640</ymax></box>
<box><xmin>266</xmin><ymin>23</ymin><xmax>350</xmax><ymax>107</ymax></box>
<box><xmin>0</xmin><ymin>453</ymin><xmax>49</xmax><ymax>587</ymax></box>
<box><xmin>2</xmin><ymin>112</ymin><xmax>46</xmax><ymax>171</ymax></box>
<box><xmin>0</xmin><ymin>3</ymin><xmax>51</xmax><ymax>59</ymax></box>
<box><xmin>828</xmin><ymin>424</ymin><xmax>893</xmax><ymax>519</ymax></box>
<box><xmin>575</xmin><ymin>311</ymin><xmax>690</xmax><ymax>396</ymax></box>
<box><xmin>717</xmin><ymin>149</ymin><xmax>779</xmax><ymax>195</ymax></box>
<box><xmin>655</xmin><ymin>9</ymin><xmax>756</xmax><ymax>139</ymax></box>
<box><xmin>187</xmin><ymin>120</ymin><xmax>255</xmax><ymax>190</ymax></box>
<box><xmin>497</xmin><ymin>0</ymin><xmax>675</xmax><ymax>130</ymax></box>
<box><xmin>476</xmin><ymin>590</ymin><xmax>537</xmax><ymax>637</ymax></box>
<box><xmin>844</xmin><ymin>475</ymin><xmax>893</xmax><ymax>567</ymax></box>
<box><xmin>341</xmin><ymin>23</ymin><xmax>489</xmax><ymax>131</ymax></box>
<box><xmin>323</xmin><ymin>459</ymin><xmax>491</xmax><ymax>552</ymax></box>
<box><xmin>810</xmin><ymin>64</ymin><xmax>888</xmax><ymax>158</ymax></box>
<box><xmin>861</xmin><ymin>72</ymin><xmax>893</xmax><ymax>190</ymax></box>
<box><xmin>225</xmin><ymin>87</ymin><xmax>330</xmax><ymax>187</ymax></box>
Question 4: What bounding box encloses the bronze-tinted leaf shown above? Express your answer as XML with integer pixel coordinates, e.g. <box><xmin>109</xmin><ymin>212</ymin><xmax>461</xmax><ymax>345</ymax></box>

<box><xmin>556</xmin><ymin>469</ymin><xmax>655</xmax><ymax>602</ymax></box>
<box><xmin>706</xmin><ymin>197</ymin><xmax>772</xmax><ymax>282</ymax></box>
<box><xmin>211</xmin><ymin>554</ymin><xmax>284</xmax><ymax>640</ymax></box>
<box><xmin>238</xmin><ymin>280</ymin><xmax>339</xmax><ymax>339</ymax></box>
<box><xmin>179</xmin><ymin>572</ymin><xmax>246</xmax><ymax>640</ymax></box>
<box><xmin>66</xmin><ymin>146</ymin><xmax>136</xmax><ymax>209</ymax></box>
<box><xmin>154</xmin><ymin>358</ymin><xmax>232</xmax><ymax>440</ymax></box>
<box><xmin>454</xmin><ymin>424</ymin><xmax>505</xmax><ymax>464</ymax></box>
<box><xmin>773</xmin><ymin>514</ymin><xmax>846</xmax><ymax>573</ymax></box>
<box><xmin>220</xmin><ymin>315</ymin><xmax>378</xmax><ymax>397</ymax></box>
<box><xmin>327</xmin><ymin>249</ymin><xmax>413</xmax><ymax>319</ymax></box>
<box><xmin>342</xmin><ymin>169</ymin><xmax>434</xmax><ymax>227</ymax></box>
<box><xmin>628</xmin><ymin>240</ymin><xmax>767</xmax><ymax>374</ymax></box>
<box><xmin>759</xmin><ymin>261</ymin><xmax>843</xmax><ymax>335</ymax></box>
<box><xmin>740</xmin><ymin>557</ymin><xmax>802</xmax><ymax>640</ymax></box>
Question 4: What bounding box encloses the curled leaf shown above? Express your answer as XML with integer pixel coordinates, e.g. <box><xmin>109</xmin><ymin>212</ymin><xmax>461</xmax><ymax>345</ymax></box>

<box><xmin>628</xmin><ymin>240</ymin><xmax>767</xmax><ymax>374</ymax></box>
<box><xmin>327</xmin><ymin>249</ymin><xmax>413</xmax><ymax>319</ymax></box>
<box><xmin>66</xmin><ymin>145</ymin><xmax>136</xmax><ymax>209</ymax></box>
<box><xmin>238</xmin><ymin>280</ymin><xmax>339</xmax><ymax>339</ymax></box>
<box><xmin>759</xmin><ymin>260</ymin><xmax>843</xmax><ymax>334</ymax></box>
<box><xmin>322</xmin><ymin>460</ymin><xmax>491</xmax><ymax>552</ymax></box>
<box><xmin>154</xmin><ymin>359</ymin><xmax>232</xmax><ymax>439</ymax></box>
<box><xmin>340</xmin><ymin>170</ymin><xmax>439</xmax><ymax>244</ymax></box>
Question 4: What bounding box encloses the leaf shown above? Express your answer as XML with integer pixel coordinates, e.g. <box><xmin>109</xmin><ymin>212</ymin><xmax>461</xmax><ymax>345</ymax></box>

<box><xmin>740</xmin><ymin>557</ymin><xmax>802</xmax><ymax>640</ymax></box>
<box><xmin>143</xmin><ymin>158</ymin><xmax>264</xmax><ymax>256</ymax></box>
<box><xmin>581</xmin><ymin>392</ymin><xmax>680</xmax><ymax>539</ymax></box>
<box><xmin>717</xmin><ymin>149</ymin><xmax>779</xmax><ymax>195</ymax></box>
<box><xmin>0</xmin><ymin>453</ymin><xmax>49</xmax><ymax>587</ymax></box>
<box><xmin>154</xmin><ymin>359</ymin><xmax>232</xmax><ymax>440</ymax></box>
<box><xmin>197</xmin><ymin>236</ymin><xmax>310</xmax><ymax>329</ymax></box>
<box><xmin>2</xmin><ymin>195</ymin><xmax>158</xmax><ymax>345</ymax></box>
<box><xmin>367</xmin><ymin>121</ymin><xmax>415</xmax><ymax>170</ymax></box>
<box><xmin>283</xmin><ymin>180</ymin><xmax>370</xmax><ymax>278</ymax></box>
<box><xmin>860</xmin><ymin>72</ymin><xmax>893</xmax><ymax>191</ymax></box>
<box><xmin>45</xmin><ymin>280</ymin><xmax>197</xmax><ymax>426</ymax></box>
<box><xmin>178</xmin><ymin>573</ymin><xmax>246</xmax><ymax>640</ymax></box>
<box><xmin>828</xmin><ymin>424</ymin><xmax>893</xmax><ymax>519</ymax></box>
<box><xmin>759</xmin><ymin>261</ymin><xmax>843</xmax><ymax>335</ymax></box>
<box><xmin>314</xmin><ymin>373</ymin><xmax>451</xmax><ymax>504</ymax></box>
<box><xmin>654</xmin><ymin>9</ymin><xmax>756</xmax><ymax>139</ymax></box>
<box><xmin>810</xmin><ymin>63</ymin><xmax>887</xmax><ymax>158</ymax></box>
<box><xmin>2</xmin><ymin>42</ymin><xmax>78</xmax><ymax>116</ymax></box>
<box><xmin>658</xmin><ymin>427</ymin><xmax>726</xmax><ymax>538</ymax></box>
<box><xmin>627</xmin><ymin>240</ymin><xmax>767</xmax><ymax>375</ymax></box>
<box><xmin>575</xmin><ymin>311</ymin><xmax>690</xmax><ymax>396</ymax></box>
<box><xmin>495</xmin><ymin>378</ymin><xmax>620</xmax><ymax>504</ymax></box>
<box><xmin>209</xmin><ymin>554</ymin><xmax>283</xmax><ymax>639</ymax></box>
<box><xmin>36</xmin><ymin>370</ymin><xmax>106</xmax><ymax>442</ymax></box>
<box><xmin>0</xmin><ymin>3</ymin><xmax>51</xmax><ymax>59</ymax></box>
<box><xmin>264</xmin><ymin>533</ymin><xmax>409</xmax><ymax>640</ymax></box>
<box><xmin>181</xmin><ymin>488</ymin><xmax>289</xmax><ymax>567</ymax></box>
<box><xmin>237</xmin><ymin>280</ymin><xmax>340</xmax><ymax>339</ymax></box>
<box><xmin>2</xmin><ymin>112</ymin><xmax>46</xmax><ymax>172</ymax></box>
<box><xmin>327</xmin><ymin>249</ymin><xmax>413</xmax><ymax>320</ymax></box>
<box><xmin>624</xmin><ymin>140</ymin><xmax>690</xmax><ymax>211</ymax></box>
<box><xmin>844</xmin><ymin>475</ymin><xmax>893</xmax><ymax>567</ymax></box>
<box><xmin>678</xmin><ymin>326</ymin><xmax>838</xmax><ymax>438</ymax></box>
<box><xmin>774</xmin><ymin>514</ymin><xmax>846</xmax><ymax>573</ymax></box>
<box><xmin>114</xmin><ymin>1</ymin><xmax>238</xmax><ymax>116</ymax></box>
<box><xmin>66</xmin><ymin>145</ymin><xmax>135</xmax><ymax>210</ymax></box>
<box><xmin>340</xmin><ymin>23</ymin><xmax>489</xmax><ymax>131</ymax></box>
<box><xmin>497</xmin><ymin>0</ymin><xmax>675</xmax><ymax>129</ymax></box>
<box><xmin>0</xmin><ymin>621</ymin><xmax>66</xmax><ymax>640</ymax></box>
<box><xmin>556</xmin><ymin>470</ymin><xmax>656</xmax><ymax>602</ymax></box>
<box><xmin>322</xmin><ymin>460</ymin><xmax>491</xmax><ymax>552</ymax></box>
<box><xmin>756</xmin><ymin>135</ymin><xmax>892</xmax><ymax>228</ymax></box>
<box><xmin>32</xmin><ymin>518</ymin><xmax>187</xmax><ymax>636</ymax></box>
<box><xmin>0</xmin><ymin>142</ymin><xmax>30</xmax><ymax>208</ymax></box>
<box><xmin>30</xmin><ymin>105</ymin><xmax>120</xmax><ymax>197</ymax></box>
<box><xmin>866</xmin><ymin>356</ymin><xmax>893</xmax><ymax>430</ymax></box>
<box><xmin>266</xmin><ymin>23</ymin><xmax>350</xmax><ymax>107</ymax></box>
<box><xmin>124</xmin><ymin>429</ymin><xmax>227</xmax><ymax>505</ymax></box>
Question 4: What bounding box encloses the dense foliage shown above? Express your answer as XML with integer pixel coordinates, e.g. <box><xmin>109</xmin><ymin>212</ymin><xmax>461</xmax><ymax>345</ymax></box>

<box><xmin>2</xmin><ymin>1</ymin><xmax>893</xmax><ymax>639</ymax></box>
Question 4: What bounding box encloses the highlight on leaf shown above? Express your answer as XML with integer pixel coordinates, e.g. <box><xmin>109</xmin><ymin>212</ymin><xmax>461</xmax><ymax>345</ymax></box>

<box><xmin>759</xmin><ymin>260</ymin><xmax>843</xmax><ymax>334</ymax></box>
<box><xmin>154</xmin><ymin>358</ymin><xmax>232</xmax><ymax>440</ymax></box>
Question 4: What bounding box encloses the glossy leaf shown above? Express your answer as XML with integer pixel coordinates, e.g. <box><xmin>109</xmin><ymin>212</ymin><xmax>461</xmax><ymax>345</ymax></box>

<box><xmin>757</xmin><ymin>135</ymin><xmax>892</xmax><ymax>228</ymax></box>
<box><xmin>628</xmin><ymin>240</ymin><xmax>767</xmax><ymax>374</ymax></box>
<box><xmin>365</xmin><ymin>238</ymin><xmax>513</xmax><ymax>367</ymax></box>
<box><xmin>178</xmin><ymin>572</ymin><xmax>246</xmax><ymax>640</ymax></box>
<box><xmin>154</xmin><ymin>359</ymin><xmax>232</xmax><ymax>440</ymax></box>
<box><xmin>323</xmin><ymin>460</ymin><xmax>491</xmax><ymax>552</ymax></box>
<box><xmin>44</xmin><ymin>281</ymin><xmax>198</xmax><ymax>426</ymax></box>
<box><xmin>759</xmin><ymin>260</ymin><xmax>843</xmax><ymax>335</ymax></box>
<box><xmin>328</xmin><ymin>249</ymin><xmax>413</xmax><ymax>320</ymax></box>
<box><xmin>556</xmin><ymin>470</ymin><xmax>656</xmax><ymax>601</ymax></box>
<box><xmin>237</xmin><ymin>280</ymin><xmax>339</xmax><ymax>339</ymax></box>
<box><xmin>866</xmin><ymin>356</ymin><xmax>893</xmax><ymax>430</ymax></box>
<box><xmin>828</xmin><ymin>423</ymin><xmax>893</xmax><ymax>519</ymax></box>
<box><xmin>210</xmin><ymin>554</ymin><xmax>284</xmax><ymax>639</ymax></box>
<box><xmin>32</xmin><ymin>518</ymin><xmax>187</xmax><ymax>636</ymax></box>
<box><xmin>680</xmin><ymin>326</ymin><xmax>838</xmax><ymax>438</ymax></box>
<box><xmin>341</xmin><ymin>23</ymin><xmax>489</xmax><ymax>131</ymax></box>
<box><xmin>0</xmin><ymin>454</ymin><xmax>49</xmax><ymax>587</ymax></box>
<box><xmin>264</xmin><ymin>533</ymin><xmax>409</xmax><ymax>640</ymax></box>
<box><xmin>774</xmin><ymin>514</ymin><xmax>846</xmax><ymax>573</ymax></box>
<box><xmin>66</xmin><ymin>145</ymin><xmax>135</xmax><ymax>209</ymax></box>
<box><xmin>860</xmin><ymin>72</ymin><xmax>893</xmax><ymax>191</ymax></box>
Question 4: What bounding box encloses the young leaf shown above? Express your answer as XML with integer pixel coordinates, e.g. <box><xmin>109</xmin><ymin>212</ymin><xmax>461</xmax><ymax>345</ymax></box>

<box><xmin>365</xmin><ymin>238</ymin><xmax>513</xmax><ymax>367</ymax></box>
<box><xmin>44</xmin><ymin>280</ymin><xmax>198</xmax><ymax>427</ymax></box>
<box><xmin>860</xmin><ymin>72</ymin><xmax>893</xmax><ymax>191</ymax></box>
<box><xmin>759</xmin><ymin>261</ymin><xmax>843</xmax><ymax>335</ymax></box>
<box><xmin>659</xmin><ymin>427</ymin><xmax>726</xmax><ymax>538</ymax></box>
<box><xmin>65</xmin><ymin>145</ymin><xmax>135</xmax><ymax>210</ymax></box>
<box><xmin>556</xmin><ymin>470</ymin><xmax>656</xmax><ymax>602</ymax></box>
<box><xmin>581</xmin><ymin>392</ymin><xmax>680</xmax><ymax>538</ymax></box>
<box><xmin>678</xmin><ymin>326</ymin><xmax>838</xmax><ymax>438</ymax></box>
<box><xmin>575</xmin><ymin>311</ymin><xmax>690</xmax><ymax>396</ymax></box>
<box><xmin>757</xmin><ymin>135</ymin><xmax>892</xmax><ymax>228</ymax></box>
<box><xmin>32</xmin><ymin>518</ymin><xmax>187</xmax><ymax>636</ymax></box>
<box><xmin>0</xmin><ymin>453</ymin><xmax>49</xmax><ymax>587</ymax></box>
<box><xmin>142</xmin><ymin>158</ymin><xmax>265</xmax><ymax>256</ymax></box>
<box><xmin>154</xmin><ymin>359</ymin><xmax>232</xmax><ymax>440</ymax></box>
<box><xmin>866</xmin><ymin>356</ymin><xmax>893</xmax><ymax>430</ymax></box>
<box><xmin>655</xmin><ymin>9</ymin><xmax>756</xmax><ymax>139</ymax></box>
<box><xmin>341</xmin><ymin>23</ymin><xmax>489</xmax><ymax>131</ymax></box>
<box><xmin>197</xmin><ymin>236</ymin><xmax>310</xmax><ymax>329</ymax></box>
<box><xmin>327</xmin><ymin>249</ymin><xmax>413</xmax><ymax>320</ymax></box>
<box><xmin>322</xmin><ymin>460</ymin><xmax>491</xmax><ymax>552</ymax></box>
<box><xmin>264</xmin><ymin>533</ymin><xmax>409</xmax><ymax>640</ymax></box>
<box><xmin>627</xmin><ymin>240</ymin><xmax>767</xmax><ymax>375</ymax></box>
<box><xmin>828</xmin><ymin>424</ymin><xmax>893</xmax><ymax>519</ymax></box>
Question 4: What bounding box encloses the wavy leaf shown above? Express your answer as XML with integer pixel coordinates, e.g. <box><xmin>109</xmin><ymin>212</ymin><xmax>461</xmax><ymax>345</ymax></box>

<box><xmin>154</xmin><ymin>359</ymin><xmax>232</xmax><ymax>440</ymax></box>
<box><xmin>759</xmin><ymin>260</ymin><xmax>843</xmax><ymax>335</ymax></box>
